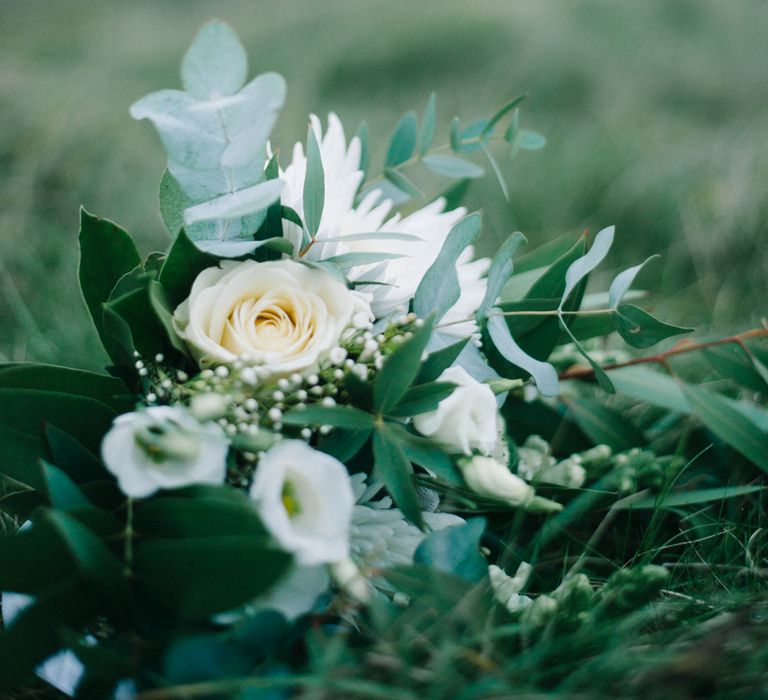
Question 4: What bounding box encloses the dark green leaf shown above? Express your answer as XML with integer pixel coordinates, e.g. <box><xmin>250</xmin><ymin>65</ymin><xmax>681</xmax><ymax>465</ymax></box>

<box><xmin>386</xmin><ymin>111</ymin><xmax>417</xmax><ymax>167</ymax></box>
<box><xmin>0</xmin><ymin>363</ymin><xmax>130</xmax><ymax>413</ymax></box>
<box><xmin>373</xmin><ymin>427</ymin><xmax>423</xmax><ymax>528</ymax></box>
<box><xmin>388</xmin><ymin>381</ymin><xmax>456</xmax><ymax>417</ymax></box>
<box><xmin>559</xmin><ymin>318</ymin><xmax>615</xmax><ymax>393</ymax></box>
<box><xmin>416</xmin><ymin>338</ymin><xmax>470</xmax><ymax>384</ymax></box>
<box><xmin>704</xmin><ymin>344</ymin><xmax>768</xmax><ymax>393</ymax></box>
<box><xmin>373</xmin><ymin>317</ymin><xmax>434</xmax><ymax>413</ymax></box>
<box><xmin>78</xmin><ymin>208</ymin><xmax>141</xmax><ymax>350</ymax></box>
<box><xmin>566</xmin><ymin>398</ymin><xmax>644</xmax><ymax>451</ymax></box>
<box><xmin>614</xmin><ymin>484</ymin><xmax>765</xmax><ymax>510</ymax></box>
<box><xmin>42</xmin><ymin>462</ymin><xmax>90</xmax><ymax>510</ymax></box>
<box><xmin>134</xmin><ymin>536</ymin><xmax>291</xmax><ymax>620</ymax></box>
<box><xmin>106</xmin><ymin>284</ymin><xmax>172</xmax><ymax>360</ymax></box>
<box><xmin>280</xmin><ymin>205</ymin><xmax>304</xmax><ymax>229</ymax></box>
<box><xmin>682</xmin><ymin>383</ymin><xmax>768</xmax><ymax>473</ymax></box>
<box><xmin>282</xmin><ymin>404</ymin><xmax>375</xmax><ymax>430</ymax></box>
<box><xmin>614</xmin><ymin>305</ymin><xmax>693</xmax><ymax>348</ymax></box>
<box><xmin>159</xmin><ymin>229</ymin><xmax>218</xmax><ymax>308</ymax></box>
<box><xmin>317</xmin><ymin>427</ymin><xmax>372</xmax><ymax>462</ymax></box>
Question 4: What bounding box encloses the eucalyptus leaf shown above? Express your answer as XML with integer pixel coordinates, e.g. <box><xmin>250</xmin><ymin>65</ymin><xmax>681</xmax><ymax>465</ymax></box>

<box><xmin>413</xmin><ymin>213</ymin><xmax>481</xmax><ymax>322</ymax></box>
<box><xmin>184</xmin><ymin>178</ymin><xmax>284</xmax><ymax>226</ymax></box>
<box><xmin>181</xmin><ymin>21</ymin><xmax>247</xmax><ymax>100</ymax></box>
<box><xmin>559</xmin><ymin>226</ymin><xmax>615</xmax><ymax>310</ymax></box>
<box><xmin>159</xmin><ymin>170</ymin><xmax>194</xmax><ymax>236</ymax></box>
<box><xmin>518</xmin><ymin>129</ymin><xmax>547</xmax><ymax>150</ymax></box>
<box><xmin>422</xmin><ymin>154</ymin><xmax>484</xmax><ymax>179</ymax></box>
<box><xmin>386</xmin><ymin>111</ymin><xmax>418</xmax><ymax>167</ymax></box>
<box><xmin>483</xmin><ymin>95</ymin><xmax>526</xmax><ymax>136</ymax></box>
<box><xmin>384</xmin><ymin>167</ymin><xmax>423</xmax><ymax>198</ymax></box>
<box><xmin>614</xmin><ymin>305</ymin><xmax>693</xmax><ymax>348</ymax></box>
<box><xmin>303</xmin><ymin>124</ymin><xmax>325</xmax><ymax>237</ymax></box>
<box><xmin>608</xmin><ymin>255</ymin><xmax>659</xmax><ymax>308</ymax></box>
<box><xmin>487</xmin><ymin>314</ymin><xmax>559</xmax><ymax>397</ymax></box>
<box><xmin>414</xmin><ymin>518</ymin><xmax>487</xmax><ymax>583</ymax></box>
<box><xmin>477</xmin><ymin>232</ymin><xmax>526</xmax><ymax>320</ymax></box>
<box><xmin>321</xmin><ymin>251</ymin><xmax>405</xmax><ymax>270</ymax></box>
<box><xmin>559</xmin><ymin>318</ymin><xmax>615</xmax><ymax>393</ymax></box>
<box><xmin>418</xmin><ymin>93</ymin><xmax>437</xmax><ymax>156</ymax></box>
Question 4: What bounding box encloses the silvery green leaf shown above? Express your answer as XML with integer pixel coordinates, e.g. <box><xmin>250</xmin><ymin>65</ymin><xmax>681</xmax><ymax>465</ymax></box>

<box><xmin>418</xmin><ymin>93</ymin><xmax>437</xmax><ymax>156</ymax></box>
<box><xmin>358</xmin><ymin>180</ymin><xmax>410</xmax><ymax>207</ymax></box>
<box><xmin>184</xmin><ymin>179</ymin><xmax>284</xmax><ymax>225</ymax></box>
<box><xmin>477</xmin><ymin>231</ymin><xmax>527</xmax><ymax>320</ymax></box>
<box><xmin>130</xmin><ymin>90</ymin><xmax>226</xmax><ymax>170</ymax></box>
<box><xmin>487</xmin><ymin>314</ymin><xmax>559</xmax><ymax>396</ymax></box>
<box><xmin>321</xmin><ymin>252</ymin><xmax>405</xmax><ymax>270</ymax></box>
<box><xmin>481</xmin><ymin>143</ymin><xmax>509</xmax><ymax>200</ymax></box>
<box><xmin>384</xmin><ymin>168</ymin><xmax>423</xmax><ymax>198</ymax></box>
<box><xmin>303</xmin><ymin>124</ymin><xmax>325</xmax><ymax>237</ymax></box>
<box><xmin>386</xmin><ymin>111</ymin><xmax>418</xmax><ymax>167</ymax></box>
<box><xmin>518</xmin><ymin>129</ymin><xmax>546</xmax><ymax>150</ymax></box>
<box><xmin>194</xmin><ymin>236</ymin><xmax>287</xmax><ymax>258</ymax></box>
<box><xmin>449</xmin><ymin>116</ymin><xmax>462</xmax><ymax>151</ymax></box>
<box><xmin>356</xmin><ymin>121</ymin><xmax>369</xmax><ymax>178</ymax></box>
<box><xmin>320</xmin><ymin>231</ymin><xmax>421</xmax><ymax>243</ymax></box>
<box><xmin>504</xmin><ymin>109</ymin><xmax>520</xmax><ymax>142</ymax></box>
<box><xmin>220</xmin><ymin>73</ymin><xmax>286</xmax><ymax>168</ymax></box>
<box><xmin>159</xmin><ymin>170</ymin><xmax>193</xmax><ymax>236</ymax></box>
<box><xmin>413</xmin><ymin>213</ymin><xmax>482</xmax><ymax>322</ymax></box>
<box><xmin>559</xmin><ymin>317</ymin><xmax>615</xmax><ymax>393</ymax></box>
<box><xmin>181</xmin><ymin>21</ymin><xmax>248</xmax><ymax>100</ymax></box>
<box><xmin>168</xmin><ymin>159</ymin><xmax>262</xmax><ymax>201</ymax></box>
<box><xmin>559</xmin><ymin>225</ymin><xmax>615</xmax><ymax>310</ymax></box>
<box><xmin>422</xmin><ymin>154</ymin><xmax>484</xmax><ymax>179</ymax></box>
<box><xmin>608</xmin><ymin>254</ymin><xmax>659</xmax><ymax>308</ymax></box>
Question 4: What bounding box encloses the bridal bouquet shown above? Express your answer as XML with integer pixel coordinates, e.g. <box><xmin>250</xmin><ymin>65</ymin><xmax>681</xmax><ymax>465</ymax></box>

<box><xmin>2</xmin><ymin>21</ymin><xmax>767</xmax><ymax>698</ymax></box>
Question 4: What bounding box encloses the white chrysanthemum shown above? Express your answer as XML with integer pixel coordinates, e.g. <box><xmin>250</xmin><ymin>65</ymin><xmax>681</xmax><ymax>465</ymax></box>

<box><xmin>279</xmin><ymin>113</ymin><xmax>490</xmax><ymax>328</ymax></box>
<box><xmin>250</xmin><ymin>441</ymin><xmax>355</xmax><ymax>566</ymax></box>
<box><xmin>101</xmin><ymin>406</ymin><xmax>229</xmax><ymax>498</ymax></box>
<box><xmin>348</xmin><ymin>474</ymin><xmax>464</xmax><ymax>571</ymax></box>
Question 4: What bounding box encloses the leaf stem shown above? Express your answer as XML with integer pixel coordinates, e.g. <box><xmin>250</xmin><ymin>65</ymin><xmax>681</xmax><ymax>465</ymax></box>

<box><xmin>559</xmin><ymin>327</ymin><xmax>768</xmax><ymax>381</ymax></box>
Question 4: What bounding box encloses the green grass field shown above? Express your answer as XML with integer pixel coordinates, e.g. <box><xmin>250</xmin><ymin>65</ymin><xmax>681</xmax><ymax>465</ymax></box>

<box><xmin>1</xmin><ymin>0</ymin><xmax>766</xmax><ymax>370</ymax></box>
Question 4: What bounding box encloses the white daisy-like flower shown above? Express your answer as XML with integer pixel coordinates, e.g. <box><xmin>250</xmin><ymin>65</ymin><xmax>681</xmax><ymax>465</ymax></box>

<box><xmin>278</xmin><ymin>113</ymin><xmax>490</xmax><ymax>329</ymax></box>
<box><xmin>348</xmin><ymin>474</ymin><xmax>464</xmax><ymax>572</ymax></box>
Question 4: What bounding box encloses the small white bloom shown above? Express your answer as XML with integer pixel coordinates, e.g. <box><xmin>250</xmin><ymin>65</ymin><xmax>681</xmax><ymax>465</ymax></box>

<box><xmin>250</xmin><ymin>441</ymin><xmax>354</xmax><ymax>566</ymax></box>
<box><xmin>489</xmin><ymin>562</ymin><xmax>533</xmax><ymax>613</ymax></box>
<box><xmin>173</xmin><ymin>259</ymin><xmax>372</xmax><ymax>376</ymax></box>
<box><xmin>413</xmin><ymin>366</ymin><xmax>498</xmax><ymax>455</ymax></box>
<box><xmin>189</xmin><ymin>392</ymin><xmax>230</xmax><ymax>421</ymax></box>
<box><xmin>101</xmin><ymin>406</ymin><xmax>229</xmax><ymax>498</ymax></box>
<box><xmin>460</xmin><ymin>455</ymin><xmax>535</xmax><ymax>507</ymax></box>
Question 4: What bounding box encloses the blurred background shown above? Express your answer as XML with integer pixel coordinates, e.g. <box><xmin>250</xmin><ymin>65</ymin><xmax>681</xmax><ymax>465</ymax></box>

<box><xmin>1</xmin><ymin>0</ymin><xmax>766</xmax><ymax>369</ymax></box>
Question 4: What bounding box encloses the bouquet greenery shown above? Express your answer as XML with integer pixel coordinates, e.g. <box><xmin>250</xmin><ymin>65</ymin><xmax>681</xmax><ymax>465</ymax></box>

<box><xmin>1</xmin><ymin>21</ymin><xmax>767</xmax><ymax>699</ymax></box>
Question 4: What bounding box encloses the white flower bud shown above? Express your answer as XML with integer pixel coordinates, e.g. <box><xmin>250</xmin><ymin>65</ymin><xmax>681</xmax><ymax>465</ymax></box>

<box><xmin>330</xmin><ymin>556</ymin><xmax>370</xmax><ymax>603</ymax></box>
<box><xmin>189</xmin><ymin>393</ymin><xmax>230</xmax><ymax>421</ymax></box>
<box><xmin>460</xmin><ymin>455</ymin><xmax>535</xmax><ymax>507</ymax></box>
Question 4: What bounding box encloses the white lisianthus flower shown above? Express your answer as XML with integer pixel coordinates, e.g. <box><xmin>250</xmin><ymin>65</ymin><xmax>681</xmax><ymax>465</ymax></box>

<box><xmin>460</xmin><ymin>455</ymin><xmax>536</xmax><ymax>507</ymax></box>
<box><xmin>413</xmin><ymin>366</ymin><xmax>498</xmax><ymax>455</ymax></box>
<box><xmin>173</xmin><ymin>258</ymin><xmax>371</xmax><ymax>375</ymax></box>
<box><xmin>101</xmin><ymin>406</ymin><xmax>229</xmax><ymax>499</ymax></box>
<box><xmin>278</xmin><ymin>113</ymin><xmax>489</xmax><ymax>327</ymax></box>
<box><xmin>250</xmin><ymin>440</ymin><xmax>354</xmax><ymax>566</ymax></box>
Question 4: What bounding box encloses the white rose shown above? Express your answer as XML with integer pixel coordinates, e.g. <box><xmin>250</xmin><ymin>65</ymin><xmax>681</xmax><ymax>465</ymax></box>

<box><xmin>101</xmin><ymin>406</ymin><xmax>229</xmax><ymax>498</ymax></box>
<box><xmin>250</xmin><ymin>440</ymin><xmax>354</xmax><ymax>566</ymax></box>
<box><xmin>173</xmin><ymin>259</ymin><xmax>371</xmax><ymax>376</ymax></box>
<box><xmin>413</xmin><ymin>365</ymin><xmax>498</xmax><ymax>455</ymax></box>
<box><xmin>460</xmin><ymin>455</ymin><xmax>535</xmax><ymax>506</ymax></box>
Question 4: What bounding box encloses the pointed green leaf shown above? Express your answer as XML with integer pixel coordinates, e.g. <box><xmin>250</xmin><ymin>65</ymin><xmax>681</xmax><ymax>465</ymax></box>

<box><xmin>386</xmin><ymin>111</ymin><xmax>418</xmax><ymax>167</ymax></box>
<box><xmin>477</xmin><ymin>232</ymin><xmax>526</xmax><ymax>320</ymax></box>
<box><xmin>158</xmin><ymin>229</ymin><xmax>218</xmax><ymax>308</ymax></box>
<box><xmin>373</xmin><ymin>427</ymin><xmax>423</xmax><ymax>528</ymax></box>
<box><xmin>614</xmin><ymin>305</ymin><xmax>693</xmax><ymax>348</ymax></box>
<box><xmin>303</xmin><ymin>125</ymin><xmax>325</xmax><ymax>236</ymax></box>
<box><xmin>422</xmin><ymin>154</ymin><xmax>484</xmax><ymax>179</ymax></box>
<box><xmin>418</xmin><ymin>93</ymin><xmax>437</xmax><ymax>156</ymax></box>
